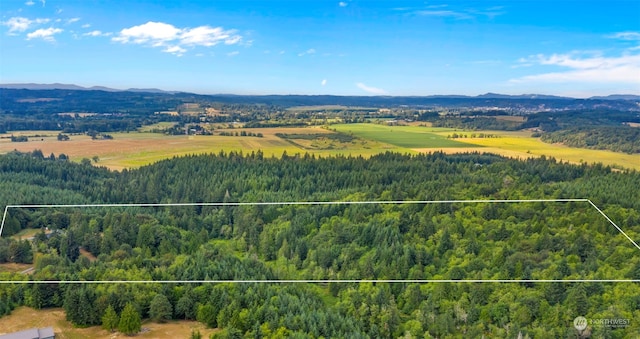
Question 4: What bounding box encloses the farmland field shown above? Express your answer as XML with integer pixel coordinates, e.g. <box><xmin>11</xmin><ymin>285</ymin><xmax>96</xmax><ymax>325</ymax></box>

<box><xmin>0</xmin><ymin>307</ymin><xmax>219</xmax><ymax>339</ymax></box>
<box><xmin>0</xmin><ymin>127</ymin><xmax>404</xmax><ymax>170</ymax></box>
<box><xmin>0</xmin><ymin>129</ymin><xmax>302</xmax><ymax>170</ymax></box>
<box><xmin>333</xmin><ymin>124</ymin><xmax>640</xmax><ymax>170</ymax></box>
<box><xmin>331</xmin><ymin>123</ymin><xmax>475</xmax><ymax>148</ymax></box>
<box><xmin>1</xmin><ymin>124</ymin><xmax>638</xmax><ymax>170</ymax></box>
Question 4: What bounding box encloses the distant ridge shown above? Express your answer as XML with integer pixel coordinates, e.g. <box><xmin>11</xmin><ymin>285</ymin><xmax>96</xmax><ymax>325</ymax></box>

<box><xmin>589</xmin><ymin>94</ymin><xmax>640</xmax><ymax>100</ymax></box>
<box><xmin>476</xmin><ymin>92</ymin><xmax>572</xmax><ymax>100</ymax></box>
<box><xmin>0</xmin><ymin>83</ymin><xmax>177</xmax><ymax>94</ymax></box>
<box><xmin>0</xmin><ymin>83</ymin><xmax>111</xmax><ymax>91</ymax></box>
<box><xmin>0</xmin><ymin>83</ymin><xmax>637</xmax><ymax>100</ymax></box>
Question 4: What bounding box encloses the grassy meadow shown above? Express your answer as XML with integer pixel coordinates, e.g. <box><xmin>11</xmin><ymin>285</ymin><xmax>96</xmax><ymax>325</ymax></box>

<box><xmin>0</xmin><ymin>307</ymin><xmax>218</xmax><ymax>339</ymax></box>
<box><xmin>331</xmin><ymin>123</ymin><xmax>475</xmax><ymax>148</ymax></box>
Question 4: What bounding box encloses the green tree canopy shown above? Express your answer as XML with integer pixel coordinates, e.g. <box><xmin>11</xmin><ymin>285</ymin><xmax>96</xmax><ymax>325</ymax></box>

<box><xmin>118</xmin><ymin>303</ymin><xmax>141</xmax><ymax>336</ymax></box>
<box><xmin>149</xmin><ymin>293</ymin><xmax>173</xmax><ymax>323</ymax></box>
<box><xmin>101</xmin><ymin>305</ymin><xmax>119</xmax><ymax>332</ymax></box>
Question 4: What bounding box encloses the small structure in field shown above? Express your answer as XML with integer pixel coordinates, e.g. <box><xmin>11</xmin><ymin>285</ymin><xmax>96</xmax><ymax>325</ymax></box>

<box><xmin>0</xmin><ymin>327</ymin><xmax>55</xmax><ymax>339</ymax></box>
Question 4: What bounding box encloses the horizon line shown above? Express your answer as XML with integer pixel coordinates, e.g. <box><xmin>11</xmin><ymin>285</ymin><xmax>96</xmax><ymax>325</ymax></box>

<box><xmin>1</xmin><ymin>83</ymin><xmax>639</xmax><ymax>99</ymax></box>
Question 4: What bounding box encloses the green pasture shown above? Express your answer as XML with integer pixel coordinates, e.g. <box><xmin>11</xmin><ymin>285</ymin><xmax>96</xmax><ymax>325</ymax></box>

<box><xmin>138</xmin><ymin>122</ymin><xmax>177</xmax><ymax>132</ymax></box>
<box><xmin>331</xmin><ymin>123</ymin><xmax>476</xmax><ymax>148</ymax></box>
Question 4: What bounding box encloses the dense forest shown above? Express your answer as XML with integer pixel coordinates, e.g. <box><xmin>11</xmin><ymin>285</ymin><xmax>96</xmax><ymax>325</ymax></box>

<box><xmin>3</xmin><ymin>89</ymin><xmax>638</xmax><ymax>114</ymax></box>
<box><xmin>0</xmin><ymin>150</ymin><xmax>638</xmax><ymax>338</ymax></box>
<box><xmin>540</xmin><ymin>126</ymin><xmax>640</xmax><ymax>154</ymax></box>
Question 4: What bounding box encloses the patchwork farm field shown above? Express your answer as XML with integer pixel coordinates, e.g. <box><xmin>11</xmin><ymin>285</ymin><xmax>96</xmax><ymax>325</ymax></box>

<box><xmin>0</xmin><ymin>127</ymin><xmax>405</xmax><ymax>170</ymax></box>
<box><xmin>333</xmin><ymin>124</ymin><xmax>640</xmax><ymax>170</ymax></box>
<box><xmin>1</xmin><ymin>124</ymin><xmax>638</xmax><ymax>170</ymax></box>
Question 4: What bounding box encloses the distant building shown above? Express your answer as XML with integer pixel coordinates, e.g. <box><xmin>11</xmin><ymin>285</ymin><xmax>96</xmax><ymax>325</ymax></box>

<box><xmin>0</xmin><ymin>327</ymin><xmax>55</xmax><ymax>339</ymax></box>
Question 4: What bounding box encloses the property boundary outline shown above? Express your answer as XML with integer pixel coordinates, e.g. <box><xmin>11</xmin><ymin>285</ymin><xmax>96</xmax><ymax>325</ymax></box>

<box><xmin>1</xmin><ymin>198</ymin><xmax>639</xmax><ymax>284</ymax></box>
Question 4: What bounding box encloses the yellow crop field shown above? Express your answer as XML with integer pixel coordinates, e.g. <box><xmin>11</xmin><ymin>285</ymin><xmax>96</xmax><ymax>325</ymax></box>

<box><xmin>424</xmin><ymin>128</ymin><xmax>640</xmax><ymax>170</ymax></box>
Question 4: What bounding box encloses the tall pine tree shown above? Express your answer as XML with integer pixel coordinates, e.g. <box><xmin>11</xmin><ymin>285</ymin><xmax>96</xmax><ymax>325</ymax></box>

<box><xmin>118</xmin><ymin>303</ymin><xmax>141</xmax><ymax>336</ymax></box>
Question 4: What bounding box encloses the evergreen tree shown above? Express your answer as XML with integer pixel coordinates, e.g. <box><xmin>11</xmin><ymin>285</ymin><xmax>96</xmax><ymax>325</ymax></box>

<box><xmin>176</xmin><ymin>293</ymin><xmax>196</xmax><ymax>320</ymax></box>
<box><xmin>149</xmin><ymin>293</ymin><xmax>173</xmax><ymax>323</ymax></box>
<box><xmin>101</xmin><ymin>305</ymin><xmax>119</xmax><ymax>332</ymax></box>
<box><xmin>64</xmin><ymin>285</ymin><xmax>99</xmax><ymax>326</ymax></box>
<box><xmin>118</xmin><ymin>303</ymin><xmax>141</xmax><ymax>336</ymax></box>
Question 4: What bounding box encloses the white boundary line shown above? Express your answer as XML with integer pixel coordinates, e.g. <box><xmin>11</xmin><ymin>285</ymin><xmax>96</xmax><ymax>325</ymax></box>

<box><xmin>1</xmin><ymin>199</ymin><xmax>638</xmax><ymax>284</ymax></box>
<box><xmin>0</xmin><ymin>279</ymin><xmax>639</xmax><ymax>284</ymax></box>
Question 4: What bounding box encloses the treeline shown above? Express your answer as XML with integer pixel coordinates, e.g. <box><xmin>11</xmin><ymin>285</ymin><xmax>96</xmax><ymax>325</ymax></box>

<box><xmin>431</xmin><ymin>117</ymin><xmax>523</xmax><ymax>131</ymax></box>
<box><xmin>218</xmin><ymin>131</ymin><xmax>263</xmax><ymax>137</ymax></box>
<box><xmin>541</xmin><ymin>126</ymin><xmax>640</xmax><ymax>154</ymax></box>
<box><xmin>0</xmin><ymin>151</ymin><xmax>639</xmax><ymax>337</ymax></box>
<box><xmin>0</xmin><ymin>115</ymin><xmax>142</xmax><ymax>134</ymax></box>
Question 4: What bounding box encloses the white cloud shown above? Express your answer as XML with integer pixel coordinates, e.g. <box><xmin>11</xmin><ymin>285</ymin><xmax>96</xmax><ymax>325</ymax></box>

<box><xmin>511</xmin><ymin>52</ymin><xmax>640</xmax><ymax>84</ymax></box>
<box><xmin>356</xmin><ymin>82</ymin><xmax>387</xmax><ymax>95</ymax></box>
<box><xmin>66</xmin><ymin>17</ymin><xmax>80</xmax><ymax>24</ymax></box>
<box><xmin>2</xmin><ymin>17</ymin><xmax>49</xmax><ymax>33</ymax></box>
<box><xmin>610</xmin><ymin>31</ymin><xmax>640</xmax><ymax>41</ymax></box>
<box><xmin>321</xmin><ymin>79</ymin><xmax>327</xmax><ymax>86</ymax></box>
<box><xmin>83</xmin><ymin>30</ymin><xmax>110</xmax><ymax>37</ymax></box>
<box><xmin>112</xmin><ymin>21</ymin><xmax>242</xmax><ymax>56</ymax></box>
<box><xmin>414</xmin><ymin>10</ymin><xmax>472</xmax><ymax>20</ymax></box>
<box><xmin>298</xmin><ymin>48</ymin><xmax>316</xmax><ymax>56</ymax></box>
<box><xmin>339</xmin><ymin>2</ymin><xmax>347</xmax><ymax>7</ymax></box>
<box><xmin>81</xmin><ymin>23</ymin><xmax>90</xmax><ymax>28</ymax></box>
<box><xmin>164</xmin><ymin>45</ymin><xmax>187</xmax><ymax>56</ymax></box>
<box><xmin>113</xmin><ymin>21</ymin><xmax>181</xmax><ymax>44</ymax></box>
<box><xmin>180</xmin><ymin>25</ymin><xmax>241</xmax><ymax>46</ymax></box>
<box><xmin>25</xmin><ymin>0</ymin><xmax>35</xmax><ymax>5</ymax></box>
<box><xmin>227</xmin><ymin>51</ymin><xmax>239</xmax><ymax>57</ymax></box>
<box><xmin>26</xmin><ymin>27</ymin><xmax>63</xmax><ymax>42</ymax></box>
<box><xmin>411</xmin><ymin>5</ymin><xmax>504</xmax><ymax>20</ymax></box>
<box><xmin>3</xmin><ymin>17</ymin><xmax>32</xmax><ymax>32</ymax></box>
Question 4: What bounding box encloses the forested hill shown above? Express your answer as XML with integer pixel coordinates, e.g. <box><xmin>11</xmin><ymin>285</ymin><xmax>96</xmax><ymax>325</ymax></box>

<box><xmin>1</xmin><ymin>151</ymin><xmax>639</xmax><ymax>338</ymax></box>
<box><xmin>2</xmin><ymin>88</ymin><xmax>639</xmax><ymax>113</ymax></box>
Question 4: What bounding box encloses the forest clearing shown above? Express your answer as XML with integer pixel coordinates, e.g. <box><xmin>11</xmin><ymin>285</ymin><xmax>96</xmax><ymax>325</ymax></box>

<box><xmin>0</xmin><ymin>307</ymin><xmax>219</xmax><ymax>339</ymax></box>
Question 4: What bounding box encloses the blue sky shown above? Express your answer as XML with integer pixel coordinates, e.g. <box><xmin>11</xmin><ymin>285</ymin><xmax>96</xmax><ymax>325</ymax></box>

<box><xmin>1</xmin><ymin>0</ymin><xmax>639</xmax><ymax>97</ymax></box>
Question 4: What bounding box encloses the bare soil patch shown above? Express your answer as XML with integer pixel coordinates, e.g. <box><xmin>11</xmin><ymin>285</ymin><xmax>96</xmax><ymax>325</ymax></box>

<box><xmin>79</xmin><ymin>248</ymin><xmax>97</xmax><ymax>262</ymax></box>
<box><xmin>0</xmin><ymin>263</ymin><xmax>32</xmax><ymax>273</ymax></box>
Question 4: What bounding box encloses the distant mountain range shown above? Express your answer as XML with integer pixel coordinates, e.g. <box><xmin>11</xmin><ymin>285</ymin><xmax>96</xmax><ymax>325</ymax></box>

<box><xmin>0</xmin><ymin>83</ymin><xmax>177</xmax><ymax>94</ymax></box>
<box><xmin>1</xmin><ymin>83</ymin><xmax>639</xmax><ymax>101</ymax></box>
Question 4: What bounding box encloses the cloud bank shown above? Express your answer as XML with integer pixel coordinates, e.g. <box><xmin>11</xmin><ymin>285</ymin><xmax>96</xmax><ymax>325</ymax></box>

<box><xmin>112</xmin><ymin>21</ymin><xmax>243</xmax><ymax>56</ymax></box>
<box><xmin>511</xmin><ymin>33</ymin><xmax>640</xmax><ymax>85</ymax></box>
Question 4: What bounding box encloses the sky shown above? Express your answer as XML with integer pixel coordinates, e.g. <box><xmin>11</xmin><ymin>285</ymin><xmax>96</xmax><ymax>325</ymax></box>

<box><xmin>1</xmin><ymin>0</ymin><xmax>639</xmax><ymax>97</ymax></box>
